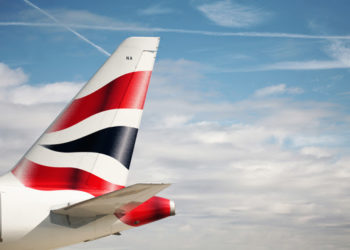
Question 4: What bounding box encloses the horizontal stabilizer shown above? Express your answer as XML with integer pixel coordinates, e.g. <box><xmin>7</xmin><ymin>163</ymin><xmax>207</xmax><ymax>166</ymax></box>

<box><xmin>50</xmin><ymin>183</ymin><xmax>170</xmax><ymax>228</ymax></box>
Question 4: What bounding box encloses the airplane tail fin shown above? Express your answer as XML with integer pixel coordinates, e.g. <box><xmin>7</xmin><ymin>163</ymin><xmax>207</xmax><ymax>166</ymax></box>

<box><xmin>11</xmin><ymin>37</ymin><xmax>160</xmax><ymax>196</ymax></box>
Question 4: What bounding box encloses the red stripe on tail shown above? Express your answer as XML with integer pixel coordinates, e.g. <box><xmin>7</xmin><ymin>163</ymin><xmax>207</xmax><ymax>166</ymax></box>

<box><xmin>50</xmin><ymin>71</ymin><xmax>152</xmax><ymax>132</ymax></box>
<box><xmin>12</xmin><ymin>159</ymin><xmax>123</xmax><ymax>196</ymax></box>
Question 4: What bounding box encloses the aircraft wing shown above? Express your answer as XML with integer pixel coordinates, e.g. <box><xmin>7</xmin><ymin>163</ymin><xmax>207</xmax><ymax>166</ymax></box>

<box><xmin>51</xmin><ymin>183</ymin><xmax>170</xmax><ymax>228</ymax></box>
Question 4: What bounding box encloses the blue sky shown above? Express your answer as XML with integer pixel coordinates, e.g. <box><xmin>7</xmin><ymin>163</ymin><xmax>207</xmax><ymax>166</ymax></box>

<box><xmin>1</xmin><ymin>0</ymin><xmax>350</xmax><ymax>249</ymax></box>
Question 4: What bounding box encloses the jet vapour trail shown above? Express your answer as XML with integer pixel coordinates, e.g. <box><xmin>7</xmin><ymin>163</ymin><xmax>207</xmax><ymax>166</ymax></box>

<box><xmin>0</xmin><ymin>22</ymin><xmax>55</xmax><ymax>27</ymax></box>
<box><xmin>70</xmin><ymin>25</ymin><xmax>350</xmax><ymax>40</ymax></box>
<box><xmin>2</xmin><ymin>20</ymin><xmax>350</xmax><ymax>41</ymax></box>
<box><xmin>23</xmin><ymin>0</ymin><xmax>111</xmax><ymax>57</ymax></box>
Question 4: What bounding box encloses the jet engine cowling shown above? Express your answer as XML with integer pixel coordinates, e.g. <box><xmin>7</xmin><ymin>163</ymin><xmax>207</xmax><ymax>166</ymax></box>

<box><xmin>116</xmin><ymin>196</ymin><xmax>175</xmax><ymax>227</ymax></box>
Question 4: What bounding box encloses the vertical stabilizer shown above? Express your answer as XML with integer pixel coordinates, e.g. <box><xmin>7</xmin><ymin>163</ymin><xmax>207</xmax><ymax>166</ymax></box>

<box><xmin>11</xmin><ymin>37</ymin><xmax>160</xmax><ymax>196</ymax></box>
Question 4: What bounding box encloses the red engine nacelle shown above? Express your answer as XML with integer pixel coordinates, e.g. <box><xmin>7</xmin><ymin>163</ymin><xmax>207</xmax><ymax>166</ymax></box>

<box><xmin>115</xmin><ymin>196</ymin><xmax>175</xmax><ymax>227</ymax></box>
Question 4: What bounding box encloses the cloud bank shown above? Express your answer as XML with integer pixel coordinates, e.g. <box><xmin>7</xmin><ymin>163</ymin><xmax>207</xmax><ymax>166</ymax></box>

<box><xmin>0</xmin><ymin>57</ymin><xmax>349</xmax><ymax>249</ymax></box>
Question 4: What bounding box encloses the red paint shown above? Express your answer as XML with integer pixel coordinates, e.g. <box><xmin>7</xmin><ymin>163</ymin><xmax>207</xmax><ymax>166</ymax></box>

<box><xmin>116</xmin><ymin>196</ymin><xmax>171</xmax><ymax>227</ymax></box>
<box><xmin>50</xmin><ymin>71</ymin><xmax>152</xmax><ymax>132</ymax></box>
<box><xmin>12</xmin><ymin>159</ymin><xmax>123</xmax><ymax>196</ymax></box>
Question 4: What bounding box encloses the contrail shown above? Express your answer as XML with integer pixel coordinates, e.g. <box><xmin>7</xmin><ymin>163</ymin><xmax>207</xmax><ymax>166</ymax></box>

<box><xmin>2</xmin><ymin>20</ymin><xmax>350</xmax><ymax>41</ymax></box>
<box><xmin>0</xmin><ymin>22</ymin><xmax>56</xmax><ymax>27</ymax></box>
<box><xmin>23</xmin><ymin>0</ymin><xmax>111</xmax><ymax>57</ymax></box>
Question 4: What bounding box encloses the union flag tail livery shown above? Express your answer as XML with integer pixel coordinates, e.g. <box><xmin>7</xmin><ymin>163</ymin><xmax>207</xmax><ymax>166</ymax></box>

<box><xmin>0</xmin><ymin>37</ymin><xmax>175</xmax><ymax>250</ymax></box>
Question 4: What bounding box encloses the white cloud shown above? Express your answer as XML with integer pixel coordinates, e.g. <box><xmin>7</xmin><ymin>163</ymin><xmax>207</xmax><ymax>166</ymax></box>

<box><xmin>9</xmin><ymin>81</ymin><xmax>83</xmax><ymax>105</ymax></box>
<box><xmin>197</xmin><ymin>0</ymin><xmax>268</xmax><ymax>28</ymax></box>
<box><xmin>138</xmin><ymin>4</ymin><xmax>173</xmax><ymax>15</ymax></box>
<box><xmin>0</xmin><ymin>62</ymin><xmax>83</xmax><ymax>105</ymax></box>
<box><xmin>328</xmin><ymin>40</ymin><xmax>350</xmax><ymax>66</ymax></box>
<box><xmin>19</xmin><ymin>8</ymin><xmax>140</xmax><ymax>28</ymax></box>
<box><xmin>257</xmin><ymin>60</ymin><xmax>349</xmax><ymax>71</ymax></box>
<box><xmin>300</xmin><ymin>146</ymin><xmax>334</xmax><ymax>158</ymax></box>
<box><xmin>0</xmin><ymin>62</ymin><xmax>28</xmax><ymax>87</ymax></box>
<box><xmin>53</xmin><ymin>10</ymin><xmax>123</xmax><ymax>26</ymax></box>
<box><xmin>254</xmin><ymin>84</ymin><xmax>303</xmax><ymax>97</ymax></box>
<box><xmin>251</xmin><ymin>40</ymin><xmax>350</xmax><ymax>71</ymax></box>
<box><xmin>159</xmin><ymin>115</ymin><xmax>192</xmax><ymax>128</ymax></box>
